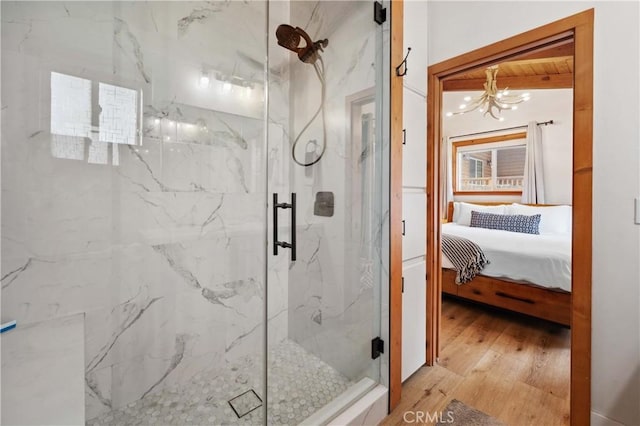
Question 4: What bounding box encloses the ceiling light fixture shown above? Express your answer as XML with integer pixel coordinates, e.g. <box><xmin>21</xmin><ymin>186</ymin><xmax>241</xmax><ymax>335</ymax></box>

<box><xmin>446</xmin><ymin>65</ymin><xmax>531</xmax><ymax>120</ymax></box>
<box><xmin>213</xmin><ymin>71</ymin><xmax>255</xmax><ymax>96</ymax></box>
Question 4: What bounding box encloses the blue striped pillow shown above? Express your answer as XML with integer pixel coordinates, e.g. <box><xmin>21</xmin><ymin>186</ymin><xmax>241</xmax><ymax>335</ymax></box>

<box><xmin>470</xmin><ymin>211</ymin><xmax>541</xmax><ymax>235</ymax></box>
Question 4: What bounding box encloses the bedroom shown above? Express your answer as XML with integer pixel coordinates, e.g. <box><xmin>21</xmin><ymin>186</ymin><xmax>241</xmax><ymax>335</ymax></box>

<box><xmin>439</xmin><ymin>49</ymin><xmax>573</xmax><ymax>424</ymax></box>
<box><xmin>387</xmin><ymin>26</ymin><xmax>577</xmax><ymax>425</ymax></box>
<box><xmin>440</xmin><ymin>52</ymin><xmax>574</xmax><ymax>326</ymax></box>
<box><xmin>385</xmin><ymin>3</ymin><xmax>640</xmax><ymax>425</ymax></box>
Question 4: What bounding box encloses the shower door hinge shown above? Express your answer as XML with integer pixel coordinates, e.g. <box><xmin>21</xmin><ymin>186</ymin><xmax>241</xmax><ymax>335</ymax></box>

<box><xmin>373</xmin><ymin>1</ymin><xmax>386</xmax><ymax>25</ymax></box>
<box><xmin>371</xmin><ymin>337</ymin><xmax>385</xmax><ymax>359</ymax></box>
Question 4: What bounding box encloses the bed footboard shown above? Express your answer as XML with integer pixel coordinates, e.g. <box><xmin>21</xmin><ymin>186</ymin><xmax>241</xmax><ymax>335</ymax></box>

<box><xmin>441</xmin><ymin>269</ymin><xmax>571</xmax><ymax>327</ymax></box>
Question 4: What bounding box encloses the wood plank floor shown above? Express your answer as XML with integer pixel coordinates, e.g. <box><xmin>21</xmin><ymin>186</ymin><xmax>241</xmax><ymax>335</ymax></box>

<box><xmin>382</xmin><ymin>297</ymin><xmax>571</xmax><ymax>426</ymax></box>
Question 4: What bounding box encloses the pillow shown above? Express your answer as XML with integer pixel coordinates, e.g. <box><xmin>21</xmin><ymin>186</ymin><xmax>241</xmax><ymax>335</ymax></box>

<box><xmin>452</xmin><ymin>202</ymin><xmax>461</xmax><ymax>222</ymax></box>
<box><xmin>454</xmin><ymin>202</ymin><xmax>507</xmax><ymax>226</ymax></box>
<box><xmin>506</xmin><ymin>203</ymin><xmax>572</xmax><ymax>234</ymax></box>
<box><xmin>470</xmin><ymin>211</ymin><xmax>541</xmax><ymax>235</ymax></box>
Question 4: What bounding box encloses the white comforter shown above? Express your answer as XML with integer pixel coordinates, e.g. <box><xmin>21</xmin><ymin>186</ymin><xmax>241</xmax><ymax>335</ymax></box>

<box><xmin>441</xmin><ymin>223</ymin><xmax>572</xmax><ymax>292</ymax></box>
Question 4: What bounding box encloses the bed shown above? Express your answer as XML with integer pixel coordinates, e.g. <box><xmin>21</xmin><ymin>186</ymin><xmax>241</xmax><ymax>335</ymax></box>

<box><xmin>441</xmin><ymin>201</ymin><xmax>572</xmax><ymax>326</ymax></box>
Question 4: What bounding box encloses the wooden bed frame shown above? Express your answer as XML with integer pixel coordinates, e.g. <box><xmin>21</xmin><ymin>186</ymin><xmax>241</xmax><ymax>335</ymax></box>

<box><xmin>442</xmin><ymin>201</ymin><xmax>571</xmax><ymax>326</ymax></box>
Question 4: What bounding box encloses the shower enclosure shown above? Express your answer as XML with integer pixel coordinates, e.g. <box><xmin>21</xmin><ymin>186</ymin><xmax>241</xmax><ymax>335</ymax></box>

<box><xmin>1</xmin><ymin>1</ymin><xmax>390</xmax><ymax>424</ymax></box>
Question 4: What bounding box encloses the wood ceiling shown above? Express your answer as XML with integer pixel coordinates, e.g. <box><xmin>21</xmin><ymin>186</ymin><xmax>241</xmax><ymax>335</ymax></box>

<box><xmin>443</xmin><ymin>40</ymin><xmax>574</xmax><ymax>91</ymax></box>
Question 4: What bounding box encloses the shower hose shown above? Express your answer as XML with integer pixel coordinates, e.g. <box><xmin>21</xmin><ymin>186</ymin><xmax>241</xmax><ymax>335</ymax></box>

<box><xmin>291</xmin><ymin>56</ymin><xmax>327</xmax><ymax>167</ymax></box>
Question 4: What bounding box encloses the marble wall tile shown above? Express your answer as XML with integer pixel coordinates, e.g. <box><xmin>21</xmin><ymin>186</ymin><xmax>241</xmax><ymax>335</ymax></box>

<box><xmin>285</xmin><ymin>0</ymin><xmax>383</xmax><ymax>384</ymax></box>
<box><xmin>1</xmin><ymin>313</ymin><xmax>85</xmax><ymax>425</ymax></box>
<box><xmin>2</xmin><ymin>190</ymin><xmax>113</xmax><ymax>258</ymax></box>
<box><xmin>85</xmin><ymin>365</ymin><xmax>112</xmax><ymax>420</ymax></box>
<box><xmin>288</xmin><ymin>223</ymin><xmax>375</xmax><ymax>379</ymax></box>
<box><xmin>86</xmin><ymin>296</ymin><xmax>175</xmax><ymax>374</ymax></box>
<box><xmin>109</xmin><ymin>353</ymin><xmax>176</xmax><ymax>410</ymax></box>
<box><xmin>2</xmin><ymin>1</ymin><xmax>276</xmax><ymax>421</ymax></box>
<box><xmin>1</xmin><ymin>248</ymin><xmax>111</xmax><ymax>325</ymax></box>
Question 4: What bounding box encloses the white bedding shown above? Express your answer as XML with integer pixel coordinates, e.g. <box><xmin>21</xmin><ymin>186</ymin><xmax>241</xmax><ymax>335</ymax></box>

<box><xmin>441</xmin><ymin>223</ymin><xmax>572</xmax><ymax>292</ymax></box>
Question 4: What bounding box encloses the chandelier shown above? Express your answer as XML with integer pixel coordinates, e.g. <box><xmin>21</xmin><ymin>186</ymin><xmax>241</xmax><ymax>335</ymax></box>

<box><xmin>446</xmin><ymin>66</ymin><xmax>531</xmax><ymax>121</ymax></box>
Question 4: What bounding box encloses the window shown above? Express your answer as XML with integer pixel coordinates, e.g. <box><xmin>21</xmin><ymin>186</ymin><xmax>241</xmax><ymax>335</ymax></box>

<box><xmin>452</xmin><ymin>132</ymin><xmax>526</xmax><ymax>194</ymax></box>
<box><xmin>468</xmin><ymin>157</ymin><xmax>483</xmax><ymax>178</ymax></box>
<box><xmin>50</xmin><ymin>72</ymin><xmax>142</xmax><ymax>165</ymax></box>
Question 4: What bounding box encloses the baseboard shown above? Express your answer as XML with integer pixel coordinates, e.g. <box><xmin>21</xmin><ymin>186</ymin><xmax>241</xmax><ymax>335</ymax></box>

<box><xmin>591</xmin><ymin>411</ymin><xmax>626</xmax><ymax>426</ymax></box>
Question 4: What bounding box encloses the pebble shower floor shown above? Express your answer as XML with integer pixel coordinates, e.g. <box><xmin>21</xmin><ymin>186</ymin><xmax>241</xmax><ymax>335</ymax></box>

<box><xmin>87</xmin><ymin>340</ymin><xmax>351</xmax><ymax>425</ymax></box>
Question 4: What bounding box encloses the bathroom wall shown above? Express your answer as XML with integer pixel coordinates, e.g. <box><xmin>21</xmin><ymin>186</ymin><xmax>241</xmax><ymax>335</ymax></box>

<box><xmin>1</xmin><ymin>2</ymin><xmax>288</xmax><ymax>421</ymax></box>
<box><xmin>285</xmin><ymin>1</ymin><xmax>383</xmax><ymax>381</ymax></box>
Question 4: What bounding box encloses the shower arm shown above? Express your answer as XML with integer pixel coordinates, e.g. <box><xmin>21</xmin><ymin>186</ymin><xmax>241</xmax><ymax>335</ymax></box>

<box><xmin>296</xmin><ymin>29</ymin><xmax>328</xmax><ymax>64</ymax></box>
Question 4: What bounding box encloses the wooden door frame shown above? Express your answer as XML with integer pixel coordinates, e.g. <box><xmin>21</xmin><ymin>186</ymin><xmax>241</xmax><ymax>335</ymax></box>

<box><xmin>389</xmin><ymin>0</ymin><xmax>404</xmax><ymax>411</ymax></box>
<box><xmin>426</xmin><ymin>9</ymin><xmax>593</xmax><ymax>426</ymax></box>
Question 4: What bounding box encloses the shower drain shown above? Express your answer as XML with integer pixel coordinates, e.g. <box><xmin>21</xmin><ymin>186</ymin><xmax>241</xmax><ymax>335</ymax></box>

<box><xmin>228</xmin><ymin>389</ymin><xmax>263</xmax><ymax>418</ymax></box>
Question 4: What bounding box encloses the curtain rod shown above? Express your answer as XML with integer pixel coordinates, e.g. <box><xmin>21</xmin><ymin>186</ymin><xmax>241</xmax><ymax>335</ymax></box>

<box><xmin>450</xmin><ymin>120</ymin><xmax>554</xmax><ymax>139</ymax></box>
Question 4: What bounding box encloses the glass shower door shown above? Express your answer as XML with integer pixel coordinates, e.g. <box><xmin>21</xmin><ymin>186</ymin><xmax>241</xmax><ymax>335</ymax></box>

<box><xmin>2</xmin><ymin>0</ymin><xmax>386</xmax><ymax>424</ymax></box>
<box><xmin>100</xmin><ymin>3</ymin><xmax>271</xmax><ymax>425</ymax></box>
<box><xmin>1</xmin><ymin>2</ymin><xmax>269</xmax><ymax>425</ymax></box>
<box><xmin>266</xmin><ymin>1</ymin><xmax>386</xmax><ymax>423</ymax></box>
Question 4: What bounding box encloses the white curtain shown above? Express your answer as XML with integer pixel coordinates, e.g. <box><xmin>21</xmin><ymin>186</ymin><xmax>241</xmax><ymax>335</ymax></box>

<box><xmin>441</xmin><ymin>136</ymin><xmax>454</xmax><ymax>219</ymax></box>
<box><xmin>521</xmin><ymin>121</ymin><xmax>546</xmax><ymax>203</ymax></box>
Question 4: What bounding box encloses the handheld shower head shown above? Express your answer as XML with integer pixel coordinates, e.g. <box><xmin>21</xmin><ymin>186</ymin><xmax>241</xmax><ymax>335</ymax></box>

<box><xmin>276</xmin><ymin>24</ymin><xmax>302</xmax><ymax>52</ymax></box>
<box><xmin>276</xmin><ymin>24</ymin><xmax>329</xmax><ymax>167</ymax></box>
<box><xmin>276</xmin><ymin>24</ymin><xmax>328</xmax><ymax>64</ymax></box>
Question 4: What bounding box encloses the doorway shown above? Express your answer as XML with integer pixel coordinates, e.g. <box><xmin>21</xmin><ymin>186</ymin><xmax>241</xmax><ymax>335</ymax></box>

<box><xmin>426</xmin><ymin>9</ymin><xmax>593</xmax><ymax>425</ymax></box>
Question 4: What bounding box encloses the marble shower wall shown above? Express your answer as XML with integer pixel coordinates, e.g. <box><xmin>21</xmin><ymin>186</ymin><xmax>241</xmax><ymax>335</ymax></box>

<box><xmin>286</xmin><ymin>1</ymin><xmax>383</xmax><ymax>382</ymax></box>
<box><xmin>1</xmin><ymin>1</ymin><xmax>289</xmax><ymax>421</ymax></box>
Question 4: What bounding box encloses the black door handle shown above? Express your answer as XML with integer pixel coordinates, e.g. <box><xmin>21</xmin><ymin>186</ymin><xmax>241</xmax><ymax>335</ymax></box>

<box><xmin>273</xmin><ymin>193</ymin><xmax>297</xmax><ymax>261</ymax></box>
